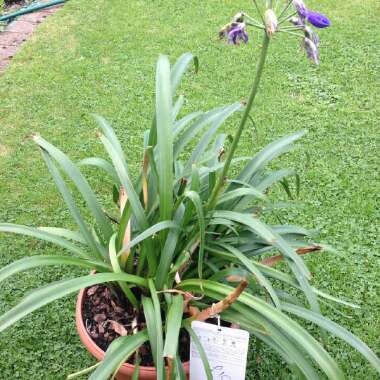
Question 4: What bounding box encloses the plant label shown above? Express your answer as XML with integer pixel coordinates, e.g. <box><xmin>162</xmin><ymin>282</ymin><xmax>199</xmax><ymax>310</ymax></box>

<box><xmin>190</xmin><ymin>320</ymin><xmax>250</xmax><ymax>380</ymax></box>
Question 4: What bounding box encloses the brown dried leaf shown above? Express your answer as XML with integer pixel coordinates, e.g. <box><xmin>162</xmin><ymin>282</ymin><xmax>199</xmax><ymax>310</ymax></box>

<box><xmin>260</xmin><ymin>245</ymin><xmax>322</xmax><ymax>267</ymax></box>
<box><xmin>108</xmin><ymin>320</ymin><xmax>128</xmax><ymax>337</ymax></box>
<box><xmin>195</xmin><ymin>280</ymin><xmax>248</xmax><ymax>322</ymax></box>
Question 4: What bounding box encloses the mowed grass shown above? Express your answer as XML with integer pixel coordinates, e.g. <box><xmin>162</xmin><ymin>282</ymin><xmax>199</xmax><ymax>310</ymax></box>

<box><xmin>0</xmin><ymin>0</ymin><xmax>379</xmax><ymax>378</ymax></box>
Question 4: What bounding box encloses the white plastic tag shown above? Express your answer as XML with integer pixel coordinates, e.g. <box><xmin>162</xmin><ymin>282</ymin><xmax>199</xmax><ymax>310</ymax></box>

<box><xmin>190</xmin><ymin>320</ymin><xmax>250</xmax><ymax>380</ymax></box>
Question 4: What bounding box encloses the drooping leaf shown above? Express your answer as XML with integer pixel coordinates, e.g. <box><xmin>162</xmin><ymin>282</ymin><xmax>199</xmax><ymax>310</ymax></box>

<box><xmin>78</xmin><ymin>157</ymin><xmax>120</xmax><ymax>184</ymax></box>
<box><xmin>0</xmin><ymin>224</ymin><xmax>88</xmax><ymax>258</ymax></box>
<box><xmin>0</xmin><ymin>255</ymin><xmax>110</xmax><ymax>283</ymax></box>
<box><xmin>37</xmin><ymin>227</ymin><xmax>86</xmax><ymax>245</ymax></box>
<box><xmin>173</xmin><ymin>111</ymin><xmax>203</xmax><ymax>138</ymax></box>
<box><xmin>178</xmin><ymin>280</ymin><xmax>344</xmax><ymax>380</ymax></box>
<box><xmin>230</xmin><ymin>130</ymin><xmax>306</xmax><ymax>191</ymax></box>
<box><xmin>117</xmin><ymin>220</ymin><xmax>180</xmax><ymax>258</ymax></box>
<box><xmin>283</xmin><ymin>303</ymin><xmax>380</xmax><ymax>375</ymax></box>
<box><xmin>171</xmin><ymin>52</ymin><xmax>198</xmax><ymax>95</ymax></box>
<box><xmin>212</xmin><ymin>211</ymin><xmax>310</xmax><ymax>276</ymax></box>
<box><xmin>93</xmin><ymin>114</ymin><xmax>126</xmax><ymax>163</ymax></box>
<box><xmin>254</xmin><ymin>168</ymin><xmax>295</xmax><ymax>191</ymax></box>
<box><xmin>215</xmin><ymin>243</ymin><xmax>281</xmax><ymax>309</ymax></box>
<box><xmin>217</xmin><ymin>187</ymin><xmax>266</xmax><ymax>206</ymax></box>
<box><xmin>34</xmin><ymin>135</ymin><xmax>113</xmax><ymax>242</ymax></box>
<box><xmin>0</xmin><ymin>273</ymin><xmax>147</xmax><ymax>333</ymax></box>
<box><xmin>39</xmin><ymin>149</ymin><xmax>107</xmax><ymax>261</ymax></box>
<box><xmin>184</xmin><ymin>102</ymin><xmax>242</xmax><ymax>171</ymax></box>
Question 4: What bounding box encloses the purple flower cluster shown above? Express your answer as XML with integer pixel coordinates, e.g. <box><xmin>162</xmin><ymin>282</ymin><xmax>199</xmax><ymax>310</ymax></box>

<box><xmin>291</xmin><ymin>0</ymin><xmax>330</xmax><ymax>65</ymax></box>
<box><xmin>219</xmin><ymin>13</ymin><xmax>248</xmax><ymax>45</ymax></box>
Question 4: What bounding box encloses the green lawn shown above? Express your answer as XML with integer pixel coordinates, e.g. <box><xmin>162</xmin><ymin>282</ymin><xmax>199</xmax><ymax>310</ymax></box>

<box><xmin>0</xmin><ymin>0</ymin><xmax>379</xmax><ymax>378</ymax></box>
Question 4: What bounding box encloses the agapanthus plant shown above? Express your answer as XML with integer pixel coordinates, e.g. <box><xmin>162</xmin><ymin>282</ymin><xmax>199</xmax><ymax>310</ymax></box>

<box><xmin>0</xmin><ymin>1</ymin><xmax>379</xmax><ymax>380</ymax></box>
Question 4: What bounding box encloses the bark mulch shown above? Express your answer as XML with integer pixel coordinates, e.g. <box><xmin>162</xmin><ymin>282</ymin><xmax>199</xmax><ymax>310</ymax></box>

<box><xmin>82</xmin><ymin>284</ymin><xmax>190</xmax><ymax>367</ymax></box>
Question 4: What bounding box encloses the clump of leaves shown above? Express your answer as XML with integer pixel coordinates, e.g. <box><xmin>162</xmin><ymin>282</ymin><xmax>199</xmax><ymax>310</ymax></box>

<box><xmin>0</xmin><ymin>52</ymin><xmax>379</xmax><ymax>380</ymax></box>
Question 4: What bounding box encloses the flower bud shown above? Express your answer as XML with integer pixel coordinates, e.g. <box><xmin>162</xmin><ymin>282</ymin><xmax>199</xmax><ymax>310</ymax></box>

<box><xmin>304</xmin><ymin>37</ymin><xmax>319</xmax><ymax>65</ymax></box>
<box><xmin>232</xmin><ymin>12</ymin><xmax>245</xmax><ymax>23</ymax></box>
<box><xmin>293</xmin><ymin>0</ymin><xmax>307</xmax><ymax>19</ymax></box>
<box><xmin>306</xmin><ymin>11</ymin><xmax>330</xmax><ymax>28</ymax></box>
<box><xmin>304</xmin><ymin>25</ymin><xmax>319</xmax><ymax>46</ymax></box>
<box><xmin>290</xmin><ymin>16</ymin><xmax>302</xmax><ymax>26</ymax></box>
<box><xmin>264</xmin><ymin>9</ymin><xmax>278</xmax><ymax>37</ymax></box>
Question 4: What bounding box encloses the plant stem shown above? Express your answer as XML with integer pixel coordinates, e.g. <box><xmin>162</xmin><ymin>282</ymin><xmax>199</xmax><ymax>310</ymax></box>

<box><xmin>207</xmin><ymin>33</ymin><xmax>271</xmax><ymax>210</ymax></box>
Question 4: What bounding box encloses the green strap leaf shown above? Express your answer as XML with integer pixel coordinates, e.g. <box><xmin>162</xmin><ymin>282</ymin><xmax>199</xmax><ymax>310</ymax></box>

<box><xmin>148</xmin><ymin>279</ymin><xmax>165</xmax><ymax>378</ymax></box>
<box><xmin>178</xmin><ymin>280</ymin><xmax>344</xmax><ymax>380</ymax></box>
<box><xmin>67</xmin><ymin>363</ymin><xmax>102</xmax><ymax>379</ymax></box>
<box><xmin>132</xmin><ymin>356</ymin><xmax>141</xmax><ymax>380</ymax></box>
<box><xmin>0</xmin><ymin>273</ymin><xmax>147</xmax><ymax>333</ymax></box>
<box><xmin>99</xmin><ymin>133</ymin><xmax>157</xmax><ymax>274</ymax></box>
<box><xmin>143</xmin><ymin>281</ymin><xmax>164</xmax><ymax>380</ymax></box>
<box><xmin>184</xmin><ymin>323</ymin><xmax>212</xmax><ymax>380</ymax></box>
<box><xmin>283</xmin><ymin>303</ymin><xmax>380</xmax><ymax>374</ymax></box>
<box><xmin>0</xmin><ymin>255</ymin><xmax>110</xmax><ymax>283</ymax></box>
<box><xmin>216</xmin><ymin>243</ymin><xmax>281</xmax><ymax>309</ymax></box>
<box><xmin>255</xmin><ymin>168</ymin><xmax>295</xmax><ymax>191</ymax></box>
<box><xmin>99</xmin><ymin>134</ymin><xmax>147</xmax><ymax>231</ymax></box>
<box><xmin>217</xmin><ymin>187</ymin><xmax>266</xmax><ymax>205</ymax></box>
<box><xmin>109</xmin><ymin>234</ymin><xmax>138</xmax><ymax>308</ymax></box>
<box><xmin>89</xmin><ymin>331</ymin><xmax>148</xmax><ymax>380</ymax></box>
<box><xmin>230</xmin><ymin>130</ymin><xmax>306</xmax><ymax>191</ymax></box>
<box><xmin>0</xmin><ymin>223</ymin><xmax>88</xmax><ymax>258</ymax></box>
<box><xmin>38</xmin><ymin>227</ymin><xmax>86</xmax><ymax>244</ymax></box>
<box><xmin>212</xmin><ymin>210</ymin><xmax>310</xmax><ymax>278</ymax></box>
<box><xmin>172</xmin><ymin>95</ymin><xmax>185</xmax><ymax>121</ymax></box>
<box><xmin>78</xmin><ymin>157</ymin><xmax>120</xmax><ymax>184</ymax></box>
<box><xmin>174</xmin><ymin>104</ymin><xmax>237</xmax><ymax>159</ymax></box>
<box><xmin>184</xmin><ymin>191</ymin><xmax>205</xmax><ymax>280</ymax></box>
<box><xmin>142</xmin><ymin>298</ymin><xmax>159</xmax><ymax>366</ymax></box>
<box><xmin>163</xmin><ymin>295</ymin><xmax>184</xmax><ymax>359</ymax></box>
<box><xmin>34</xmin><ymin>135</ymin><xmax>113</xmax><ymax>242</ymax></box>
<box><xmin>184</xmin><ymin>102</ymin><xmax>242</xmax><ymax>172</ymax></box>
<box><xmin>93</xmin><ymin>114</ymin><xmax>126</xmax><ymax>163</ymax></box>
<box><xmin>155</xmin><ymin>205</ymin><xmax>185</xmax><ymax>290</ymax></box>
<box><xmin>39</xmin><ymin>149</ymin><xmax>106</xmax><ymax>261</ymax></box>
<box><xmin>156</xmin><ymin>54</ymin><xmax>174</xmax><ymax>222</ymax></box>
<box><xmin>117</xmin><ymin>221</ymin><xmax>180</xmax><ymax>258</ymax></box>
<box><xmin>173</xmin><ymin>111</ymin><xmax>203</xmax><ymax>138</ymax></box>
<box><xmin>171</xmin><ymin>52</ymin><xmax>198</xmax><ymax>96</ymax></box>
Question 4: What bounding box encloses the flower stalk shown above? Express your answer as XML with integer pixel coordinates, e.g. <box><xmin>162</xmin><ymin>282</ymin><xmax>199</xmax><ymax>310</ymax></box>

<box><xmin>207</xmin><ymin>32</ymin><xmax>271</xmax><ymax>210</ymax></box>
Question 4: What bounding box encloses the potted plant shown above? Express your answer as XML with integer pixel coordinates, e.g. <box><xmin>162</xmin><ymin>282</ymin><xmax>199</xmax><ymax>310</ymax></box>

<box><xmin>0</xmin><ymin>1</ymin><xmax>379</xmax><ymax>379</ymax></box>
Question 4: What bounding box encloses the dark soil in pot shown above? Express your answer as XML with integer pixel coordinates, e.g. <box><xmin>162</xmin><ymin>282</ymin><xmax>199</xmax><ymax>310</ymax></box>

<box><xmin>82</xmin><ymin>285</ymin><xmax>190</xmax><ymax>367</ymax></box>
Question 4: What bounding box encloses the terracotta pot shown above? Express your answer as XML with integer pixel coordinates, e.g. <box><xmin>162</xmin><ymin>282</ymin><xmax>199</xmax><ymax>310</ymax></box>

<box><xmin>76</xmin><ymin>287</ymin><xmax>190</xmax><ymax>380</ymax></box>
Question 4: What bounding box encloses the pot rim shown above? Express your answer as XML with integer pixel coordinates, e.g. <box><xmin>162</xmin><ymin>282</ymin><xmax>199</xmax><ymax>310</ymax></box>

<box><xmin>75</xmin><ymin>286</ymin><xmax>190</xmax><ymax>375</ymax></box>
